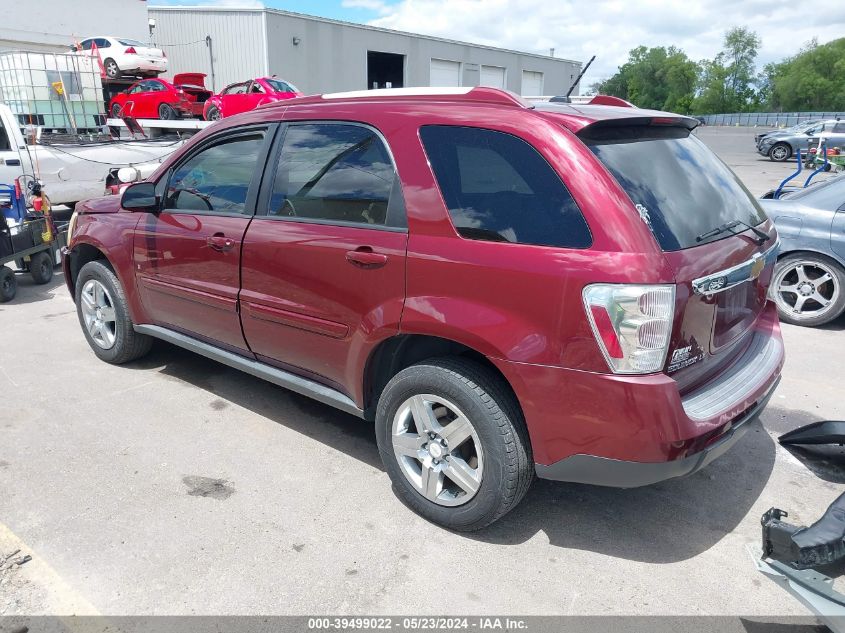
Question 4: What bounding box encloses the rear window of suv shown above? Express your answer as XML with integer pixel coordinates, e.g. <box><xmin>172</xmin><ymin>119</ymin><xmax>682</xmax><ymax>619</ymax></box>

<box><xmin>583</xmin><ymin>125</ymin><xmax>767</xmax><ymax>251</ymax></box>
<box><xmin>420</xmin><ymin>126</ymin><xmax>591</xmax><ymax>248</ymax></box>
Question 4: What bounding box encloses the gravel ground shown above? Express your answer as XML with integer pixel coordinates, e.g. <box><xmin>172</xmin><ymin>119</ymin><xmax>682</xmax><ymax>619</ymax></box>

<box><xmin>0</xmin><ymin>125</ymin><xmax>842</xmax><ymax>619</ymax></box>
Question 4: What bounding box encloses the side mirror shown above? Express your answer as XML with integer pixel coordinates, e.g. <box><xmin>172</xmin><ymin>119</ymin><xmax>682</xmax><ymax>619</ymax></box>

<box><xmin>121</xmin><ymin>182</ymin><xmax>159</xmax><ymax>212</ymax></box>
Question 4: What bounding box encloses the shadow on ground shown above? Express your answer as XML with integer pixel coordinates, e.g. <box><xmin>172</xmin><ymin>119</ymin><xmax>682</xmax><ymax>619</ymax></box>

<box><xmin>125</xmin><ymin>340</ymin><xmax>787</xmax><ymax>564</ymax></box>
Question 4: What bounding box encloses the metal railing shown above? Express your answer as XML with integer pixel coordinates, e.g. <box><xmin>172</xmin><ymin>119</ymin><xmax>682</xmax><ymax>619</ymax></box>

<box><xmin>699</xmin><ymin>111</ymin><xmax>845</xmax><ymax>127</ymax></box>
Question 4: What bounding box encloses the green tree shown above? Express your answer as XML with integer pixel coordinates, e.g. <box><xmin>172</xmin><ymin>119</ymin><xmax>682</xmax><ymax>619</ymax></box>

<box><xmin>768</xmin><ymin>38</ymin><xmax>845</xmax><ymax>111</ymax></box>
<box><xmin>594</xmin><ymin>46</ymin><xmax>699</xmax><ymax>113</ymax></box>
<box><xmin>693</xmin><ymin>26</ymin><xmax>761</xmax><ymax>114</ymax></box>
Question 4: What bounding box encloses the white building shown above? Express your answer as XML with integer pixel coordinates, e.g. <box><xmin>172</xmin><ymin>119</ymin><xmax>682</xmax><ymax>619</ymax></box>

<box><xmin>149</xmin><ymin>6</ymin><xmax>582</xmax><ymax>97</ymax></box>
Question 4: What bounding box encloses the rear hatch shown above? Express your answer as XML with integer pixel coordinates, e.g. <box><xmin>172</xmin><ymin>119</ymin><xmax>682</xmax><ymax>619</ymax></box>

<box><xmin>580</xmin><ymin>120</ymin><xmax>777</xmax><ymax>392</ymax></box>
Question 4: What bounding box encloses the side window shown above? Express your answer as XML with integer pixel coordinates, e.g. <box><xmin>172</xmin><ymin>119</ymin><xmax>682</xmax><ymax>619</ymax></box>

<box><xmin>419</xmin><ymin>125</ymin><xmax>591</xmax><ymax>248</ymax></box>
<box><xmin>834</xmin><ymin>122</ymin><xmax>845</xmax><ymax>134</ymax></box>
<box><xmin>80</xmin><ymin>40</ymin><xmax>92</xmax><ymax>51</ymax></box>
<box><xmin>96</xmin><ymin>38</ymin><xmax>111</xmax><ymax>49</ymax></box>
<box><xmin>128</xmin><ymin>83</ymin><xmax>144</xmax><ymax>94</ymax></box>
<box><xmin>268</xmin><ymin>123</ymin><xmax>396</xmax><ymax>226</ymax></box>
<box><xmin>149</xmin><ymin>81</ymin><xmax>165</xmax><ymax>92</ymax></box>
<box><xmin>165</xmin><ymin>131</ymin><xmax>265</xmax><ymax>215</ymax></box>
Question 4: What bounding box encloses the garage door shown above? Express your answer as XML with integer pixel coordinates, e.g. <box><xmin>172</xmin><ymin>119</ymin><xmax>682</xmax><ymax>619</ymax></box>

<box><xmin>480</xmin><ymin>65</ymin><xmax>506</xmax><ymax>89</ymax></box>
<box><xmin>521</xmin><ymin>70</ymin><xmax>544</xmax><ymax>96</ymax></box>
<box><xmin>430</xmin><ymin>59</ymin><xmax>461</xmax><ymax>87</ymax></box>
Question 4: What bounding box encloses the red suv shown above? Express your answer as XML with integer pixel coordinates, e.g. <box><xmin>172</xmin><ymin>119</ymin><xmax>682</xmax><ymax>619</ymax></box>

<box><xmin>62</xmin><ymin>87</ymin><xmax>784</xmax><ymax>530</ymax></box>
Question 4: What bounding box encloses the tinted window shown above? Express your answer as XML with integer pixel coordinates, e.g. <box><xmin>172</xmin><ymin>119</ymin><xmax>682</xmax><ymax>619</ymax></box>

<box><xmin>420</xmin><ymin>125</ymin><xmax>591</xmax><ymax>248</ymax></box>
<box><xmin>95</xmin><ymin>38</ymin><xmax>111</xmax><ymax>49</ymax></box>
<box><xmin>268</xmin><ymin>123</ymin><xmax>395</xmax><ymax>226</ymax></box>
<box><xmin>834</xmin><ymin>122</ymin><xmax>845</xmax><ymax>134</ymax></box>
<box><xmin>165</xmin><ymin>132</ymin><xmax>265</xmax><ymax>215</ymax></box>
<box><xmin>585</xmin><ymin>126</ymin><xmax>766</xmax><ymax>251</ymax></box>
<box><xmin>265</xmin><ymin>78</ymin><xmax>298</xmax><ymax>93</ymax></box>
<box><xmin>80</xmin><ymin>40</ymin><xmax>92</xmax><ymax>51</ymax></box>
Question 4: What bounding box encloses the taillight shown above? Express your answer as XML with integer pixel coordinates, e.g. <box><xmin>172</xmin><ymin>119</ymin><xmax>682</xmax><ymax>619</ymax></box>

<box><xmin>583</xmin><ymin>284</ymin><xmax>675</xmax><ymax>374</ymax></box>
<box><xmin>125</xmin><ymin>47</ymin><xmax>137</xmax><ymax>54</ymax></box>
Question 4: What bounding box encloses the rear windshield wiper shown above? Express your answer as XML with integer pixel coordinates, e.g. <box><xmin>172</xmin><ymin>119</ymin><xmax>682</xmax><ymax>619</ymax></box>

<box><xmin>696</xmin><ymin>220</ymin><xmax>771</xmax><ymax>246</ymax></box>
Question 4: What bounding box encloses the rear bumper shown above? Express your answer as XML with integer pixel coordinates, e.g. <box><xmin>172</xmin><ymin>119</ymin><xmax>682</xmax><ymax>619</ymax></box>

<box><xmin>494</xmin><ymin>301</ymin><xmax>784</xmax><ymax>485</ymax></box>
<box><xmin>535</xmin><ymin>376</ymin><xmax>779</xmax><ymax>486</ymax></box>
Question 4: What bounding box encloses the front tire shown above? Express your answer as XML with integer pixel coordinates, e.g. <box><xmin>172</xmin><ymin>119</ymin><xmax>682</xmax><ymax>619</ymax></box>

<box><xmin>375</xmin><ymin>357</ymin><xmax>533</xmax><ymax>531</ymax></box>
<box><xmin>111</xmin><ymin>103</ymin><xmax>123</xmax><ymax>118</ymax></box>
<box><xmin>769</xmin><ymin>143</ymin><xmax>791</xmax><ymax>162</ymax></box>
<box><xmin>772</xmin><ymin>253</ymin><xmax>845</xmax><ymax>326</ymax></box>
<box><xmin>29</xmin><ymin>251</ymin><xmax>53</xmax><ymax>284</ymax></box>
<box><xmin>205</xmin><ymin>105</ymin><xmax>221</xmax><ymax>121</ymax></box>
<box><xmin>75</xmin><ymin>260</ymin><xmax>152</xmax><ymax>363</ymax></box>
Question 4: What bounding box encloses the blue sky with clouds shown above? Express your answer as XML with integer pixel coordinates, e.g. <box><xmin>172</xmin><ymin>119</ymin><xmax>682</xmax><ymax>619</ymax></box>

<box><xmin>148</xmin><ymin>0</ymin><xmax>845</xmax><ymax>85</ymax></box>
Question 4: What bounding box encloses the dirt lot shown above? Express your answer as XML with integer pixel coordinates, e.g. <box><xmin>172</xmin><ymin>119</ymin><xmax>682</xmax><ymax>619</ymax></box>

<box><xmin>0</xmin><ymin>125</ymin><xmax>842</xmax><ymax>618</ymax></box>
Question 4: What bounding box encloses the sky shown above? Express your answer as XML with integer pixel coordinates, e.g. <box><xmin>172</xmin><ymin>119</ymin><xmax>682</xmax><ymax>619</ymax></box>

<box><xmin>148</xmin><ymin>0</ymin><xmax>845</xmax><ymax>87</ymax></box>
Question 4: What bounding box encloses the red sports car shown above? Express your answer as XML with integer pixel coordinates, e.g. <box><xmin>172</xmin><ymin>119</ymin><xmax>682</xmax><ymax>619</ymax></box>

<box><xmin>109</xmin><ymin>74</ymin><xmax>212</xmax><ymax>120</ymax></box>
<box><xmin>202</xmin><ymin>77</ymin><xmax>301</xmax><ymax>121</ymax></box>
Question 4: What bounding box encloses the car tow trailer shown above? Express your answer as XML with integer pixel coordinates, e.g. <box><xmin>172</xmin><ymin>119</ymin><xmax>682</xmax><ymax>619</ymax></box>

<box><xmin>0</xmin><ymin>183</ymin><xmax>67</xmax><ymax>302</ymax></box>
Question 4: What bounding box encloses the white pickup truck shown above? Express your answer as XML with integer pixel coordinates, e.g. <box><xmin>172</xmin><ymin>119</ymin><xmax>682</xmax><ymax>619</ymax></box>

<box><xmin>0</xmin><ymin>102</ymin><xmax>197</xmax><ymax>207</ymax></box>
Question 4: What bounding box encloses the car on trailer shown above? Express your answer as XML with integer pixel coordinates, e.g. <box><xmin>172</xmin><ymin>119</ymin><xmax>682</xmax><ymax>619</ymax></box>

<box><xmin>109</xmin><ymin>74</ymin><xmax>212</xmax><ymax>120</ymax></box>
<box><xmin>71</xmin><ymin>37</ymin><xmax>167</xmax><ymax>79</ymax></box>
<box><xmin>203</xmin><ymin>77</ymin><xmax>301</xmax><ymax>121</ymax></box>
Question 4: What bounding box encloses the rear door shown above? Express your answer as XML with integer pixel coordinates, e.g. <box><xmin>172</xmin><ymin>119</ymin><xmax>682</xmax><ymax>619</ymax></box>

<box><xmin>582</xmin><ymin>122</ymin><xmax>777</xmax><ymax>390</ymax></box>
<box><xmin>134</xmin><ymin>124</ymin><xmax>274</xmax><ymax>352</ymax></box>
<box><xmin>240</xmin><ymin>121</ymin><xmax>407</xmax><ymax>395</ymax></box>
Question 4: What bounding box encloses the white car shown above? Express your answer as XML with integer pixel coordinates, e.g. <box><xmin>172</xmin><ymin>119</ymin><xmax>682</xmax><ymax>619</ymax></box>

<box><xmin>72</xmin><ymin>37</ymin><xmax>167</xmax><ymax>79</ymax></box>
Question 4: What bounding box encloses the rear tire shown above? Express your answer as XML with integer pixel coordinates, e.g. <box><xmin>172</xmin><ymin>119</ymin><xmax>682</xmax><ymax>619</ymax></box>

<box><xmin>0</xmin><ymin>267</ymin><xmax>16</xmax><ymax>302</ymax></box>
<box><xmin>158</xmin><ymin>103</ymin><xmax>177</xmax><ymax>120</ymax></box>
<box><xmin>375</xmin><ymin>357</ymin><xmax>533</xmax><ymax>531</ymax></box>
<box><xmin>29</xmin><ymin>251</ymin><xmax>53</xmax><ymax>284</ymax></box>
<box><xmin>75</xmin><ymin>260</ymin><xmax>152</xmax><ymax>364</ymax></box>
<box><xmin>772</xmin><ymin>253</ymin><xmax>845</xmax><ymax>327</ymax></box>
<box><xmin>104</xmin><ymin>58</ymin><xmax>120</xmax><ymax>79</ymax></box>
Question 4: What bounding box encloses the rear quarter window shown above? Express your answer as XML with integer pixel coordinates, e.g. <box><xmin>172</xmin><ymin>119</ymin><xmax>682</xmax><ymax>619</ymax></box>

<box><xmin>420</xmin><ymin>125</ymin><xmax>591</xmax><ymax>248</ymax></box>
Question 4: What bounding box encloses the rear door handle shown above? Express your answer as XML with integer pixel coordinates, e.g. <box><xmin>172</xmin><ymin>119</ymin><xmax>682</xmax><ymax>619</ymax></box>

<box><xmin>346</xmin><ymin>247</ymin><xmax>388</xmax><ymax>269</ymax></box>
<box><xmin>207</xmin><ymin>233</ymin><xmax>235</xmax><ymax>252</ymax></box>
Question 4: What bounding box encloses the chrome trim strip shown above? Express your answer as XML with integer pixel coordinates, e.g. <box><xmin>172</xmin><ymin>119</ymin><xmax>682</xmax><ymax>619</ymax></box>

<box><xmin>691</xmin><ymin>241</ymin><xmax>779</xmax><ymax>296</ymax></box>
<box><xmin>134</xmin><ymin>324</ymin><xmax>364</xmax><ymax>418</ymax></box>
<box><xmin>681</xmin><ymin>329</ymin><xmax>782</xmax><ymax>421</ymax></box>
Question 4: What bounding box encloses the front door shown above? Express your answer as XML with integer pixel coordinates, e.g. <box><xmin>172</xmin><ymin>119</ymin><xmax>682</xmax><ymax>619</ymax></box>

<box><xmin>240</xmin><ymin>122</ymin><xmax>408</xmax><ymax>396</ymax></box>
<box><xmin>134</xmin><ymin>125</ymin><xmax>273</xmax><ymax>353</ymax></box>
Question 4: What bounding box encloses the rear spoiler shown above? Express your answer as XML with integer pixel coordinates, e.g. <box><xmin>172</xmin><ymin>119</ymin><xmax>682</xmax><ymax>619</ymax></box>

<box><xmin>577</xmin><ymin>115</ymin><xmax>700</xmax><ymax>143</ymax></box>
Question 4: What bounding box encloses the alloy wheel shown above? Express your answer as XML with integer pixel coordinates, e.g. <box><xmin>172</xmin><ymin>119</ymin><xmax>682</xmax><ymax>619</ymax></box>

<box><xmin>770</xmin><ymin>144</ymin><xmax>789</xmax><ymax>161</ymax></box>
<box><xmin>773</xmin><ymin>260</ymin><xmax>839</xmax><ymax>321</ymax></box>
<box><xmin>391</xmin><ymin>394</ymin><xmax>484</xmax><ymax>507</ymax></box>
<box><xmin>80</xmin><ymin>279</ymin><xmax>117</xmax><ymax>349</ymax></box>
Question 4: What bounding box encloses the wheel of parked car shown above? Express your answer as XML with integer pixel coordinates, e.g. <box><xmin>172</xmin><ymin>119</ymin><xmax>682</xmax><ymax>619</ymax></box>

<box><xmin>0</xmin><ymin>266</ymin><xmax>16</xmax><ymax>303</ymax></box>
<box><xmin>772</xmin><ymin>253</ymin><xmax>845</xmax><ymax>327</ymax></box>
<box><xmin>375</xmin><ymin>357</ymin><xmax>533</xmax><ymax>531</ymax></box>
<box><xmin>104</xmin><ymin>58</ymin><xmax>120</xmax><ymax>79</ymax></box>
<box><xmin>29</xmin><ymin>251</ymin><xmax>53</xmax><ymax>285</ymax></box>
<box><xmin>768</xmin><ymin>143</ymin><xmax>791</xmax><ymax>162</ymax></box>
<box><xmin>111</xmin><ymin>103</ymin><xmax>123</xmax><ymax>118</ymax></box>
<box><xmin>205</xmin><ymin>106</ymin><xmax>221</xmax><ymax>121</ymax></box>
<box><xmin>75</xmin><ymin>260</ymin><xmax>153</xmax><ymax>364</ymax></box>
<box><xmin>158</xmin><ymin>103</ymin><xmax>177</xmax><ymax>120</ymax></box>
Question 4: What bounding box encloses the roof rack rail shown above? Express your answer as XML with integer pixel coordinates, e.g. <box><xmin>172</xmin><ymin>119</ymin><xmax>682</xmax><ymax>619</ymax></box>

<box><xmin>587</xmin><ymin>95</ymin><xmax>635</xmax><ymax>108</ymax></box>
<box><xmin>262</xmin><ymin>86</ymin><xmax>531</xmax><ymax>109</ymax></box>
